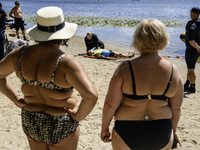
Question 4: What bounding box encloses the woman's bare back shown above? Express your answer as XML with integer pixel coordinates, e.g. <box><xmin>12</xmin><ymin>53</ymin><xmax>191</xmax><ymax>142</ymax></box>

<box><xmin>13</xmin><ymin>45</ymin><xmax>78</xmax><ymax>115</ymax></box>
<box><xmin>115</xmin><ymin>54</ymin><xmax>180</xmax><ymax>120</ymax></box>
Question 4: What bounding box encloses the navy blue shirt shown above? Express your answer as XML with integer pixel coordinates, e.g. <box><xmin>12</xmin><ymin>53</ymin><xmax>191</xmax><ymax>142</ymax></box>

<box><xmin>0</xmin><ymin>8</ymin><xmax>6</xmax><ymax>33</ymax></box>
<box><xmin>185</xmin><ymin>19</ymin><xmax>200</xmax><ymax>51</ymax></box>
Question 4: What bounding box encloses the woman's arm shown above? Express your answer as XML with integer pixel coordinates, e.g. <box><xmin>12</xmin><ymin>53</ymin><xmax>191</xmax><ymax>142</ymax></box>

<box><xmin>0</xmin><ymin>49</ymin><xmax>26</xmax><ymax>108</ymax></box>
<box><xmin>168</xmin><ymin>67</ymin><xmax>183</xmax><ymax>147</ymax></box>
<box><xmin>64</xmin><ymin>55</ymin><xmax>98</xmax><ymax>121</ymax></box>
<box><xmin>0</xmin><ymin>78</ymin><xmax>25</xmax><ymax>108</ymax></box>
<box><xmin>101</xmin><ymin>63</ymin><xmax>124</xmax><ymax>142</ymax></box>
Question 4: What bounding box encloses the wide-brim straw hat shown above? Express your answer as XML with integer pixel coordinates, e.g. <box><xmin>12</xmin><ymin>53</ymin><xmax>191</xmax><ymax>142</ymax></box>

<box><xmin>27</xmin><ymin>6</ymin><xmax>77</xmax><ymax>41</ymax></box>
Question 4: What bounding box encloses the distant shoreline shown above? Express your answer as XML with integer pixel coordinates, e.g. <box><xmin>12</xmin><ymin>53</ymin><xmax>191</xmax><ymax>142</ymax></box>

<box><xmin>6</xmin><ymin>20</ymin><xmax>185</xmax><ymax>57</ymax></box>
<box><xmin>22</xmin><ymin>15</ymin><xmax>188</xmax><ymax>28</ymax></box>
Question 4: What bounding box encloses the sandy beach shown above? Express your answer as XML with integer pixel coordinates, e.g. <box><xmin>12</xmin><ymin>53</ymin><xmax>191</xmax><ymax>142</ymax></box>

<box><xmin>0</xmin><ymin>28</ymin><xmax>200</xmax><ymax>150</ymax></box>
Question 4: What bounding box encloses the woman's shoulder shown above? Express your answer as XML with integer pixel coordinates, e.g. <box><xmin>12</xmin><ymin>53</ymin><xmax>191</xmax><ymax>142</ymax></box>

<box><xmin>114</xmin><ymin>60</ymin><xmax>131</xmax><ymax>76</ymax></box>
<box><xmin>60</xmin><ymin>54</ymin><xmax>84</xmax><ymax>70</ymax></box>
<box><xmin>117</xmin><ymin>60</ymin><xmax>130</xmax><ymax>69</ymax></box>
<box><xmin>62</xmin><ymin>53</ymin><xmax>77</xmax><ymax>62</ymax></box>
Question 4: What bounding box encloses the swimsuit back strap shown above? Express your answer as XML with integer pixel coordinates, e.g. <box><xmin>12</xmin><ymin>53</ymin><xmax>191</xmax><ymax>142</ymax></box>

<box><xmin>51</xmin><ymin>54</ymin><xmax>65</xmax><ymax>82</ymax></box>
<box><xmin>163</xmin><ymin>64</ymin><xmax>173</xmax><ymax>95</ymax></box>
<box><xmin>18</xmin><ymin>46</ymin><xmax>26</xmax><ymax>80</ymax></box>
<box><xmin>128</xmin><ymin>61</ymin><xmax>136</xmax><ymax>95</ymax></box>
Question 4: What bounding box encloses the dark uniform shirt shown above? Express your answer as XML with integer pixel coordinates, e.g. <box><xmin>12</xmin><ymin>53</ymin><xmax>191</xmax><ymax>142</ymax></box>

<box><xmin>185</xmin><ymin>19</ymin><xmax>200</xmax><ymax>53</ymax></box>
<box><xmin>0</xmin><ymin>7</ymin><xmax>7</xmax><ymax>60</ymax></box>
<box><xmin>185</xmin><ymin>18</ymin><xmax>200</xmax><ymax>69</ymax></box>
<box><xmin>0</xmin><ymin>7</ymin><xmax>6</xmax><ymax>33</ymax></box>
<box><xmin>84</xmin><ymin>33</ymin><xmax>102</xmax><ymax>51</ymax></box>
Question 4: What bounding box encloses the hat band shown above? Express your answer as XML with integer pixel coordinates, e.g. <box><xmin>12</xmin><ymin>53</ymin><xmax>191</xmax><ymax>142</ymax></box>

<box><xmin>37</xmin><ymin>22</ymin><xmax>65</xmax><ymax>32</ymax></box>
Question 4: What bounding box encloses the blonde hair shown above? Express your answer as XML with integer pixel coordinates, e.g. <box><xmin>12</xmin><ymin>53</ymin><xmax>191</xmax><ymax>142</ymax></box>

<box><xmin>132</xmin><ymin>19</ymin><xmax>169</xmax><ymax>52</ymax></box>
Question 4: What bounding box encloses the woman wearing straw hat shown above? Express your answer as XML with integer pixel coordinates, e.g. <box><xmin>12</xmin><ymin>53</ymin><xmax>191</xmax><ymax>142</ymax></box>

<box><xmin>0</xmin><ymin>6</ymin><xmax>98</xmax><ymax>150</ymax></box>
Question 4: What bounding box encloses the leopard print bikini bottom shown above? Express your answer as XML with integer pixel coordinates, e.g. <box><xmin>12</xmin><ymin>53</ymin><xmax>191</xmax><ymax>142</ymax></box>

<box><xmin>21</xmin><ymin>107</ymin><xmax>79</xmax><ymax>145</ymax></box>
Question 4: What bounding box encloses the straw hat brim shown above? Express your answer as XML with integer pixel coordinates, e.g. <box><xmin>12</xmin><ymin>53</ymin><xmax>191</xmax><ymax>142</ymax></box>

<box><xmin>27</xmin><ymin>22</ymin><xmax>77</xmax><ymax>41</ymax></box>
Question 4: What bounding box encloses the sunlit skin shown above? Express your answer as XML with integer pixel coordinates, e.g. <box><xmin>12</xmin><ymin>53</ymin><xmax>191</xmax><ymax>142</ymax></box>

<box><xmin>9</xmin><ymin>2</ymin><xmax>26</xmax><ymax>38</ymax></box>
<box><xmin>86</xmin><ymin>32</ymin><xmax>92</xmax><ymax>40</ymax></box>
<box><xmin>101</xmin><ymin>19</ymin><xmax>183</xmax><ymax>150</ymax></box>
<box><xmin>0</xmin><ymin>42</ymin><xmax>98</xmax><ymax>150</ymax></box>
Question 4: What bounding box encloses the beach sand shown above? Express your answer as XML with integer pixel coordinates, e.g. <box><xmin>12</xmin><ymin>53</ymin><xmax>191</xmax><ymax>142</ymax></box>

<box><xmin>0</xmin><ymin>28</ymin><xmax>200</xmax><ymax>150</ymax></box>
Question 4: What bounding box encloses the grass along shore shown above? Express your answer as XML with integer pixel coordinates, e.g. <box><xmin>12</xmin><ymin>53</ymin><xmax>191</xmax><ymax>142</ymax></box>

<box><xmin>23</xmin><ymin>15</ymin><xmax>188</xmax><ymax>28</ymax></box>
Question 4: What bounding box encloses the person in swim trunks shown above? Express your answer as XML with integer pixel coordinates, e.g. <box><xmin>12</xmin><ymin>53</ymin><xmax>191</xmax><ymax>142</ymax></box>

<box><xmin>101</xmin><ymin>19</ymin><xmax>183</xmax><ymax>150</ymax></box>
<box><xmin>87</xmin><ymin>49</ymin><xmax>134</xmax><ymax>60</ymax></box>
<box><xmin>0</xmin><ymin>6</ymin><xmax>97</xmax><ymax>150</ymax></box>
<box><xmin>9</xmin><ymin>1</ymin><xmax>27</xmax><ymax>40</ymax></box>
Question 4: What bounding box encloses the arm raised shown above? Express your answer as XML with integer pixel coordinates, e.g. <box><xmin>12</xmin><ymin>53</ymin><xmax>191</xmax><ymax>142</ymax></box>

<box><xmin>64</xmin><ymin>55</ymin><xmax>98</xmax><ymax>121</ymax></box>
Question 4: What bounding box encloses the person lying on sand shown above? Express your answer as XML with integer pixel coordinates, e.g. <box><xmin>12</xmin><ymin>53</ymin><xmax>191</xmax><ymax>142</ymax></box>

<box><xmin>5</xmin><ymin>39</ymin><xmax>28</xmax><ymax>55</ymax></box>
<box><xmin>87</xmin><ymin>49</ymin><xmax>134</xmax><ymax>60</ymax></box>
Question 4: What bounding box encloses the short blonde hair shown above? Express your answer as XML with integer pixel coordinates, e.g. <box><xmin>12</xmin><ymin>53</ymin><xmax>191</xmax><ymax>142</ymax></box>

<box><xmin>132</xmin><ymin>19</ymin><xmax>169</xmax><ymax>52</ymax></box>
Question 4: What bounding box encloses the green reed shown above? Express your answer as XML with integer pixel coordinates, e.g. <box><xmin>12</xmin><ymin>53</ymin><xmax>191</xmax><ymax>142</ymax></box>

<box><xmin>24</xmin><ymin>15</ymin><xmax>187</xmax><ymax>28</ymax></box>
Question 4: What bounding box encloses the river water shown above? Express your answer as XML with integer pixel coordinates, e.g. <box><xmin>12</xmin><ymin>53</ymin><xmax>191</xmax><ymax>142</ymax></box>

<box><xmin>1</xmin><ymin>0</ymin><xmax>200</xmax><ymax>56</ymax></box>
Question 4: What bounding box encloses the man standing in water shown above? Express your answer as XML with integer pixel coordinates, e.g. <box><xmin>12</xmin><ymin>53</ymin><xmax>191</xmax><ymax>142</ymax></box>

<box><xmin>9</xmin><ymin>1</ymin><xmax>27</xmax><ymax>40</ymax></box>
<box><xmin>184</xmin><ymin>7</ymin><xmax>200</xmax><ymax>93</ymax></box>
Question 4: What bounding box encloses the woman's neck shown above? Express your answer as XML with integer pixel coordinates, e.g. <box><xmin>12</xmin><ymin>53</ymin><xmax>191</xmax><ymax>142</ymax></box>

<box><xmin>140</xmin><ymin>50</ymin><xmax>159</xmax><ymax>56</ymax></box>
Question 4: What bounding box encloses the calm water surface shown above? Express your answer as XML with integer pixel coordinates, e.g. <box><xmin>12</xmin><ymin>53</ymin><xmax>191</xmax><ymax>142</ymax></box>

<box><xmin>1</xmin><ymin>0</ymin><xmax>200</xmax><ymax>56</ymax></box>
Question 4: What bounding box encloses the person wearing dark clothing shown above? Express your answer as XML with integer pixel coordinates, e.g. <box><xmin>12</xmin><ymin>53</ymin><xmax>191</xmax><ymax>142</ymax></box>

<box><xmin>84</xmin><ymin>32</ymin><xmax>104</xmax><ymax>52</ymax></box>
<box><xmin>0</xmin><ymin>2</ymin><xmax>7</xmax><ymax>60</ymax></box>
<box><xmin>14</xmin><ymin>18</ymin><xmax>25</xmax><ymax>31</ymax></box>
<box><xmin>184</xmin><ymin>7</ymin><xmax>200</xmax><ymax>93</ymax></box>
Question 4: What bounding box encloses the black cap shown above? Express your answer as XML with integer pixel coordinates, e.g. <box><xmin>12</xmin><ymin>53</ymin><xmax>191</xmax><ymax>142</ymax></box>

<box><xmin>15</xmin><ymin>1</ymin><xmax>20</xmax><ymax>5</ymax></box>
<box><xmin>0</xmin><ymin>2</ymin><xmax>2</xmax><ymax>8</ymax></box>
<box><xmin>191</xmin><ymin>7</ymin><xmax>200</xmax><ymax>14</ymax></box>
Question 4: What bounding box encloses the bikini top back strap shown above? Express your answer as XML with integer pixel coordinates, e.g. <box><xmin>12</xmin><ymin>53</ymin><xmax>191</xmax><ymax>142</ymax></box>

<box><xmin>163</xmin><ymin>64</ymin><xmax>174</xmax><ymax>95</ymax></box>
<box><xmin>18</xmin><ymin>46</ymin><xmax>26</xmax><ymax>80</ymax></box>
<box><xmin>51</xmin><ymin>54</ymin><xmax>65</xmax><ymax>82</ymax></box>
<box><xmin>128</xmin><ymin>61</ymin><xmax>136</xmax><ymax>95</ymax></box>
